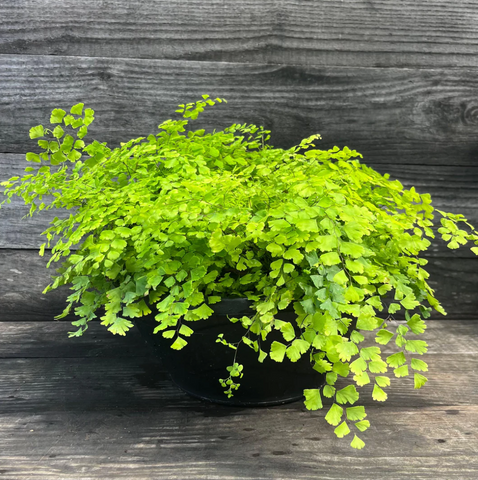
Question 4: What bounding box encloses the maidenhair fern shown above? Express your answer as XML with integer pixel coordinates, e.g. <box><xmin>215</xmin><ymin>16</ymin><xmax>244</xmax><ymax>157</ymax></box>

<box><xmin>2</xmin><ymin>95</ymin><xmax>478</xmax><ymax>449</ymax></box>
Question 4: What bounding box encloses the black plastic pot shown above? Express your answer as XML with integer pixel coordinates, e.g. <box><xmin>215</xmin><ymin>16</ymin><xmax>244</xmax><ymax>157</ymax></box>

<box><xmin>134</xmin><ymin>298</ymin><xmax>325</xmax><ymax>406</ymax></box>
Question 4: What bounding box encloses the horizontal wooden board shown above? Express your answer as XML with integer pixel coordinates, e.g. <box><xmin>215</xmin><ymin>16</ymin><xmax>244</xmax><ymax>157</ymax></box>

<box><xmin>0</xmin><ymin>249</ymin><xmax>76</xmax><ymax>321</ymax></box>
<box><xmin>0</xmin><ymin>154</ymin><xmax>65</xmax><ymax>249</ymax></box>
<box><xmin>0</xmin><ymin>407</ymin><xmax>476</xmax><ymax>479</ymax></box>
<box><xmin>0</xmin><ymin>249</ymin><xmax>477</xmax><ymax>320</ymax></box>
<box><xmin>0</xmin><ymin>322</ymin><xmax>149</xmax><ymax>359</ymax></box>
<box><xmin>2</xmin><ymin>55</ymin><xmax>478</xmax><ymax>166</ymax></box>
<box><xmin>0</xmin><ymin>320</ymin><xmax>477</xmax><ymax>479</ymax></box>
<box><xmin>0</xmin><ymin>355</ymin><xmax>475</xmax><ymax>411</ymax></box>
<box><xmin>1</xmin><ymin>319</ymin><xmax>476</xmax><ymax>358</ymax></box>
<box><xmin>1</xmin><ymin>1</ymin><xmax>478</xmax><ymax>68</ymax></box>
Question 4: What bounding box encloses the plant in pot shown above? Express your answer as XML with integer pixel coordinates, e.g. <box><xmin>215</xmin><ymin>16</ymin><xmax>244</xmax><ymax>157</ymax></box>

<box><xmin>2</xmin><ymin>96</ymin><xmax>478</xmax><ymax>449</ymax></box>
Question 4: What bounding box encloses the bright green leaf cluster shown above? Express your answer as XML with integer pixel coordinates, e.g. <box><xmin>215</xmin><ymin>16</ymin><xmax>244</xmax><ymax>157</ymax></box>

<box><xmin>2</xmin><ymin>95</ymin><xmax>477</xmax><ymax>450</ymax></box>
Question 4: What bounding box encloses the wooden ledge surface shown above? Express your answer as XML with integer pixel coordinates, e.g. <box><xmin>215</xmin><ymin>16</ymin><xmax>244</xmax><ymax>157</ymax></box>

<box><xmin>0</xmin><ymin>319</ymin><xmax>477</xmax><ymax>479</ymax></box>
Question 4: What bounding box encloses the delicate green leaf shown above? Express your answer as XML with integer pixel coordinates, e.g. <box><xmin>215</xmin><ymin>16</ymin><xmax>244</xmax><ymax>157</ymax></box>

<box><xmin>50</xmin><ymin>109</ymin><xmax>66</xmax><ymax>123</ymax></box>
<box><xmin>346</xmin><ymin>258</ymin><xmax>364</xmax><ymax>273</ymax></box>
<box><xmin>189</xmin><ymin>303</ymin><xmax>214</xmax><ymax>319</ymax></box>
<box><xmin>296</xmin><ymin>218</ymin><xmax>319</xmax><ymax>232</ymax></box>
<box><xmin>394</xmin><ymin>365</ymin><xmax>409</xmax><ymax>377</ymax></box>
<box><xmin>107</xmin><ymin>317</ymin><xmax>133</xmax><ymax>336</ymax></box>
<box><xmin>368</xmin><ymin>359</ymin><xmax>388</xmax><ymax>374</ymax></box>
<box><xmin>350</xmin><ymin>330</ymin><xmax>365</xmax><ymax>344</ymax></box>
<box><xmin>161</xmin><ymin>330</ymin><xmax>175</xmax><ymax>339</ymax></box>
<box><xmin>344</xmin><ymin>286</ymin><xmax>364</xmax><ymax>303</ymax></box>
<box><xmin>388</xmin><ymin>303</ymin><xmax>401</xmax><ymax>314</ymax></box>
<box><xmin>353</xmin><ymin>275</ymin><xmax>369</xmax><ymax>286</ymax></box>
<box><xmin>323</xmin><ymin>385</ymin><xmax>336</xmax><ymax>398</ymax></box>
<box><xmin>304</xmin><ymin>389</ymin><xmax>323</xmax><ymax>410</ymax></box>
<box><xmin>325</xmin><ymin>403</ymin><xmax>343</xmax><ymax>426</ymax></box>
<box><xmin>320</xmin><ymin>252</ymin><xmax>341</xmax><ymax>266</ymax></box>
<box><xmin>178</xmin><ymin>324</ymin><xmax>194</xmax><ymax>337</ymax></box>
<box><xmin>70</xmin><ymin>103</ymin><xmax>84</xmax><ymax>115</ymax></box>
<box><xmin>401</xmin><ymin>295</ymin><xmax>419</xmax><ymax>310</ymax></box>
<box><xmin>414</xmin><ymin>373</ymin><xmax>428</xmax><ymax>389</ymax></box>
<box><xmin>326</xmin><ymin>372</ymin><xmax>338</xmax><ymax>385</ymax></box>
<box><xmin>332</xmin><ymin>362</ymin><xmax>350</xmax><ymax>377</ymax></box>
<box><xmin>67</xmin><ymin>149</ymin><xmax>82</xmax><ymax>161</ymax></box>
<box><xmin>353</xmin><ymin>371</ymin><xmax>370</xmax><ymax>386</ymax></box>
<box><xmin>350</xmin><ymin>435</ymin><xmax>366</xmax><ymax>450</ymax></box>
<box><xmin>366</xmin><ymin>296</ymin><xmax>382</xmax><ymax>308</ymax></box>
<box><xmin>375</xmin><ymin>376</ymin><xmax>391</xmax><ymax>387</ymax></box>
<box><xmin>354</xmin><ymin>420</ymin><xmax>370</xmax><ymax>432</ymax></box>
<box><xmin>333</xmin><ymin>269</ymin><xmax>348</xmax><ymax>286</ymax></box>
<box><xmin>356</xmin><ymin>314</ymin><xmax>379</xmax><ymax>331</ymax></box>
<box><xmin>52</xmin><ymin>125</ymin><xmax>65</xmax><ymax>139</ymax></box>
<box><xmin>372</xmin><ymin>384</ymin><xmax>387</xmax><ymax>401</ymax></box>
<box><xmin>334</xmin><ymin>421</ymin><xmax>351</xmax><ymax>438</ymax></box>
<box><xmin>50</xmin><ymin>151</ymin><xmax>66</xmax><ymax>165</ymax></box>
<box><xmin>386</xmin><ymin>351</ymin><xmax>406</xmax><ymax>367</ymax></box>
<box><xmin>350</xmin><ymin>357</ymin><xmax>367</xmax><ymax>374</ymax></box>
<box><xmin>336</xmin><ymin>385</ymin><xmax>359</xmax><ymax>405</ymax></box>
<box><xmin>191</xmin><ymin>266</ymin><xmax>207</xmax><ymax>281</ymax></box>
<box><xmin>341</xmin><ymin>242</ymin><xmax>364</xmax><ymax>258</ymax></box>
<box><xmin>171</xmin><ymin>336</ymin><xmax>188</xmax><ymax>350</ymax></box>
<box><xmin>360</xmin><ymin>347</ymin><xmax>381</xmax><ymax>361</ymax></box>
<box><xmin>270</xmin><ymin>341</ymin><xmax>287</xmax><ymax>362</ymax></box>
<box><xmin>346</xmin><ymin>406</ymin><xmax>367</xmax><ymax>421</ymax></box>
<box><xmin>313</xmin><ymin>359</ymin><xmax>333</xmax><ymax>374</ymax></box>
<box><xmin>280</xmin><ymin>322</ymin><xmax>296</xmax><ymax>342</ymax></box>
<box><xmin>286</xmin><ymin>339</ymin><xmax>310</xmax><ymax>362</ymax></box>
<box><xmin>405</xmin><ymin>340</ymin><xmax>428</xmax><ymax>354</ymax></box>
<box><xmin>411</xmin><ymin>358</ymin><xmax>428</xmax><ymax>372</ymax></box>
<box><xmin>77</xmin><ymin>125</ymin><xmax>88</xmax><ymax>138</ymax></box>
<box><xmin>26</xmin><ymin>152</ymin><xmax>41</xmax><ymax>163</ymax></box>
<box><xmin>29</xmin><ymin>125</ymin><xmax>44</xmax><ymax>139</ymax></box>
<box><xmin>270</xmin><ymin>259</ymin><xmax>283</xmax><ymax>270</ymax></box>
<box><xmin>284</xmin><ymin>248</ymin><xmax>304</xmax><ymax>264</ymax></box>
<box><xmin>112</xmin><ymin>238</ymin><xmax>127</xmax><ymax>250</ymax></box>
<box><xmin>335</xmin><ymin>341</ymin><xmax>359</xmax><ymax>362</ymax></box>
<box><xmin>375</xmin><ymin>329</ymin><xmax>394</xmax><ymax>345</ymax></box>
<box><xmin>407</xmin><ymin>314</ymin><xmax>427</xmax><ymax>334</ymax></box>
<box><xmin>266</xmin><ymin>242</ymin><xmax>283</xmax><ymax>256</ymax></box>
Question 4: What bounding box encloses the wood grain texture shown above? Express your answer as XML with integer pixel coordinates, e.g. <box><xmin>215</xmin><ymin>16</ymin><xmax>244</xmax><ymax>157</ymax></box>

<box><xmin>1</xmin><ymin>319</ymin><xmax>477</xmax><ymax>358</ymax></box>
<box><xmin>1</xmin><ymin>356</ymin><xmax>475</xmax><ymax>411</ymax></box>
<box><xmin>2</xmin><ymin>55</ymin><xmax>478</xmax><ymax>165</ymax></box>
<box><xmin>0</xmin><ymin>154</ymin><xmax>68</xmax><ymax>249</ymax></box>
<box><xmin>0</xmin><ymin>320</ymin><xmax>476</xmax><ymax>479</ymax></box>
<box><xmin>0</xmin><ymin>322</ymin><xmax>148</xmax><ymax>358</ymax></box>
<box><xmin>0</xmin><ymin>249</ymin><xmax>76</xmax><ymax>322</ymax></box>
<box><xmin>1</xmin><ymin>0</ymin><xmax>478</xmax><ymax>68</ymax></box>
<box><xmin>0</xmin><ymin>407</ymin><xmax>475</xmax><ymax>479</ymax></box>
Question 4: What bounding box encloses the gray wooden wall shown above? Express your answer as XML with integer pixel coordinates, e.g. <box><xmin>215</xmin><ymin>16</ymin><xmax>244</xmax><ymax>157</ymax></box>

<box><xmin>1</xmin><ymin>0</ymin><xmax>477</xmax><ymax>320</ymax></box>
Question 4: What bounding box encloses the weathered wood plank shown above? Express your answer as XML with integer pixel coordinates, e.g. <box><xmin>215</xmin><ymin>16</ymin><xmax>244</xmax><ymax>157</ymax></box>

<box><xmin>0</xmin><ymin>407</ymin><xmax>476</xmax><ymax>479</ymax></box>
<box><xmin>2</xmin><ymin>55</ymin><xmax>478</xmax><ymax>166</ymax></box>
<box><xmin>1</xmin><ymin>354</ymin><xmax>476</xmax><ymax>412</ymax></box>
<box><xmin>0</xmin><ymin>249</ymin><xmax>76</xmax><ymax>321</ymax></box>
<box><xmin>1</xmin><ymin>249</ymin><xmax>477</xmax><ymax>320</ymax></box>
<box><xmin>1</xmin><ymin>319</ymin><xmax>475</xmax><ymax>357</ymax></box>
<box><xmin>0</xmin><ymin>154</ymin><xmax>67</xmax><ymax>249</ymax></box>
<box><xmin>0</xmin><ymin>320</ymin><xmax>476</xmax><ymax>479</ymax></box>
<box><xmin>0</xmin><ymin>322</ymin><xmax>149</xmax><ymax>359</ymax></box>
<box><xmin>1</xmin><ymin>0</ymin><xmax>478</xmax><ymax>69</ymax></box>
